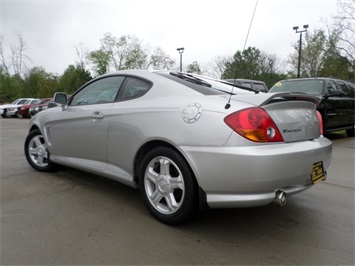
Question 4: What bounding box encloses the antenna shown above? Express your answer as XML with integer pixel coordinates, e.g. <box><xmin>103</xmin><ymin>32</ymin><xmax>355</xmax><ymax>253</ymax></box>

<box><xmin>225</xmin><ymin>85</ymin><xmax>235</xmax><ymax>109</ymax></box>
<box><xmin>243</xmin><ymin>0</ymin><xmax>259</xmax><ymax>50</ymax></box>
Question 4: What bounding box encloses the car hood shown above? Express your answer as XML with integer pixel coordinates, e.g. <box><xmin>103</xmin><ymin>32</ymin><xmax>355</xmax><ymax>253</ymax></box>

<box><xmin>0</xmin><ymin>104</ymin><xmax>23</xmax><ymax>109</ymax></box>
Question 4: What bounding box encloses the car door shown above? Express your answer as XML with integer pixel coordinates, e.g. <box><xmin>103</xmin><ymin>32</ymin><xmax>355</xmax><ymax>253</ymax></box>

<box><xmin>106</xmin><ymin>77</ymin><xmax>152</xmax><ymax>179</ymax></box>
<box><xmin>323</xmin><ymin>79</ymin><xmax>351</xmax><ymax>128</ymax></box>
<box><xmin>336</xmin><ymin>80</ymin><xmax>355</xmax><ymax>125</ymax></box>
<box><xmin>47</xmin><ymin>76</ymin><xmax>125</xmax><ymax>170</ymax></box>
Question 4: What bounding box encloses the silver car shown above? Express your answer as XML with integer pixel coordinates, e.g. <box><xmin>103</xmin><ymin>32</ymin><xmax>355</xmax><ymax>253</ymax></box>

<box><xmin>24</xmin><ymin>70</ymin><xmax>332</xmax><ymax>225</ymax></box>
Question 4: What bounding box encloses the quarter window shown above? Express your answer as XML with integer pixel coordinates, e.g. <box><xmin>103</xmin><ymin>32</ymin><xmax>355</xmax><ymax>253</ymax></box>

<box><xmin>120</xmin><ymin>77</ymin><xmax>151</xmax><ymax>100</ymax></box>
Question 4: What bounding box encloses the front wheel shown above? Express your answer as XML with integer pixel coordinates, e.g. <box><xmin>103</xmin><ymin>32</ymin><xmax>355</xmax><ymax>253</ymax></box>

<box><xmin>139</xmin><ymin>147</ymin><xmax>197</xmax><ymax>225</ymax></box>
<box><xmin>24</xmin><ymin>129</ymin><xmax>55</xmax><ymax>171</ymax></box>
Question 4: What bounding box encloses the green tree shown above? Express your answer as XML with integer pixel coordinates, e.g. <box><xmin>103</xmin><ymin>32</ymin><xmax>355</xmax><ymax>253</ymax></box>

<box><xmin>289</xmin><ymin>29</ymin><xmax>328</xmax><ymax>77</ymax></box>
<box><xmin>24</xmin><ymin>67</ymin><xmax>59</xmax><ymax>98</ymax></box>
<box><xmin>221</xmin><ymin>47</ymin><xmax>286</xmax><ymax>87</ymax></box>
<box><xmin>59</xmin><ymin>65</ymin><xmax>92</xmax><ymax>94</ymax></box>
<box><xmin>88</xmin><ymin>49</ymin><xmax>110</xmax><ymax>76</ymax></box>
<box><xmin>222</xmin><ymin>47</ymin><xmax>261</xmax><ymax>79</ymax></box>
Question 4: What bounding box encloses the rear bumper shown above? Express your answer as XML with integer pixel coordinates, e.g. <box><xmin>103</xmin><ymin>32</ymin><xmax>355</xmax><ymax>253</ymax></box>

<box><xmin>180</xmin><ymin>136</ymin><xmax>332</xmax><ymax>208</ymax></box>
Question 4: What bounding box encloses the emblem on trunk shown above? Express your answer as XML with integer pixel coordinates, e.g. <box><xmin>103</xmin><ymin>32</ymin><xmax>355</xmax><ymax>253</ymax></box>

<box><xmin>305</xmin><ymin>111</ymin><xmax>312</xmax><ymax>121</ymax></box>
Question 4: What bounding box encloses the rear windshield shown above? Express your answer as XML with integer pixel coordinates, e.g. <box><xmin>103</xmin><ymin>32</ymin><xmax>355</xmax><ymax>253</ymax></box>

<box><xmin>156</xmin><ymin>72</ymin><xmax>254</xmax><ymax>95</ymax></box>
<box><xmin>155</xmin><ymin>72</ymin><xmax>225</xmax><ymax>95</ymax></box>
<box><xmin>269</xmin><ymin>80</ymin><xmax>325</xmax><ymax>96</ymax></box>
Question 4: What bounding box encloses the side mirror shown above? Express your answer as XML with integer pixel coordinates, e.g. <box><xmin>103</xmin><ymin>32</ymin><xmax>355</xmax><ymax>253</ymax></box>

<box><xmin>53</xmin><ymin>92</ymin><xmax>68</xmax><ymax>105</ymax></box>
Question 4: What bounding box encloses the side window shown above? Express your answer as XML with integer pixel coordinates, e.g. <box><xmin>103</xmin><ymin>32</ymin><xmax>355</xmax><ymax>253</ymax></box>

<box><xmin>347</xmin><ymin>82</ymin><xmax>355</xmax><ymax>97</ymax></box>
<box><xmin>241</xmin><ymin>82</ymin><xmax>252</xmax><ymax>88</ymax></box>
<box><xmin>337</xmin><ymin>81</ymin><xmax>349</xmax><ymax>96</ymax></box>
<box><xmin>327</xmin><ymin>80</ymin><xmax>338</xmax><ymax>94</ymax></box>
<box><xmin>70</xmin><ymin>76</ymin><xmax>125</xmax><ymax>106</ymax></box>
<box><xmin>120</xmin><ymin>77</ymin><xmax>151</xmax><ymax>100</ymax></box>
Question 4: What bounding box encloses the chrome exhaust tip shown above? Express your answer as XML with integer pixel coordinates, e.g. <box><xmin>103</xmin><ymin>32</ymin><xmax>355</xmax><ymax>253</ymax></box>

<box><xmin>274</xmin><ymin>190</ymin><xmax>287</xmax><ymax>206</ymax></box>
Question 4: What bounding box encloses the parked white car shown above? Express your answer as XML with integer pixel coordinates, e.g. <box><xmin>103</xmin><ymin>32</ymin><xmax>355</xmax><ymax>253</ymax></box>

<box><xmin>0</xmin><ymin>98</ymin><xmax>39</xmax><ymax>118</ymax></box>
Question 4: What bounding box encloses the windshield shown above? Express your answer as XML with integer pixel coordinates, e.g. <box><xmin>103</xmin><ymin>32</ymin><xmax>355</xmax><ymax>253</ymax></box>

<box><xmin>269</xmin><ymin>80</ymin><xmax>325</xmax><ymax>96</ymax></box>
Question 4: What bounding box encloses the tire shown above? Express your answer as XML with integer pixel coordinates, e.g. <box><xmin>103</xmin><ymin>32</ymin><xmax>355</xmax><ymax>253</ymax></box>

<box><xmin>346</xmin><ymin>121</ymin><xmax>354</xmax><ymax>137</ymax></box>
<box><xmin>139</xmin><ymin>147</ymin><xmax>197</xmax><ymax>225</ymax></box>
<box><xmin>24</xmin><ymin>129</ymin><xmax>55</xmax><ymax>172</ymax></box>
<box><xmin>2</xmin><ymin>109</ymin><xmax>8</xmax><ymax>118</ymax></box>
<box><xmin>14</xmin><ymin>111</ymin><xmax>21</xmax><ymax>118</ymax></box>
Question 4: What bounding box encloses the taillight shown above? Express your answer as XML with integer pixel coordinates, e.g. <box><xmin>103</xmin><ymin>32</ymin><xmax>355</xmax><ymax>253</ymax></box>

<box><xmin>316</xmin><ymin>111</ymin><xmax>324</xmax><ymax>135</ymax></box>
<box><xmin>224</xmin><ymin>107</ymin><xmax>284</xmax><ymax>142</ymax></box>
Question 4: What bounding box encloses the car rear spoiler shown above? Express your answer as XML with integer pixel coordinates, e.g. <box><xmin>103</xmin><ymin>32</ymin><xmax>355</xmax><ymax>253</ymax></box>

<box><xmin>231</xmin><ymin>92</ymin><xmax>321</xmax><ymax>107</ymax></box>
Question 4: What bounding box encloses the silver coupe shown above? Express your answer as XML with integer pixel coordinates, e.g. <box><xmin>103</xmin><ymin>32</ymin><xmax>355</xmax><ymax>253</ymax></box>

<box><xmin>24</xmin><ymin>70</ymin><xmax>332</xmax><ymax>225</ymax></box>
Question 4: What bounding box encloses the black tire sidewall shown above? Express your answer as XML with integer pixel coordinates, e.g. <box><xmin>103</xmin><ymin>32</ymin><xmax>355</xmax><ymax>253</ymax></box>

<box><xmin>24</xmin><ymin>129</ymin><xmax>55</xmax><ymax>172</ymax></box>
<box><xmin>139</xmin><ymin>147</ymin><xmax>197</xmax><ymax>225</ymax></box>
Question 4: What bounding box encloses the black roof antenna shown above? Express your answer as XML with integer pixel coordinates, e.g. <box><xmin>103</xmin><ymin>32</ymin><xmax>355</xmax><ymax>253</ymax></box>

<box><xmin>225</xmin><ymin>84</ymin><xmax>235</xmax><ymax>109</ymax></box>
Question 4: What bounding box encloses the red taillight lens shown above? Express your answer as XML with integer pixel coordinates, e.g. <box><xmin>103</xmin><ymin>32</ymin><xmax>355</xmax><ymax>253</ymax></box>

<box><xmin>316</xmin><ymin>111</ymin><xmax>324</xmax><ymax>135</ymax></box>
<box><xmin>224</xmin><ymin>107</ymin><xmax>284</xmax><ymax>142</ymax></box>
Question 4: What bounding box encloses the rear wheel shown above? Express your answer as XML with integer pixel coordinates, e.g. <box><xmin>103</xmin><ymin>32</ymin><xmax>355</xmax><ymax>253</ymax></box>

<box><xmin>24</xmin><ymin>129</ymin><xmax>55</xmax><ymax>171</ymax></box>
<box><xmin>14</xmin><ymin>111</ymin><xmax>21</xmax><ymax>118</ymax></box>
<box><xmin>139</xmin><ymin>147</ymin><xmax>197</xmax><ymax>225</ymax></box>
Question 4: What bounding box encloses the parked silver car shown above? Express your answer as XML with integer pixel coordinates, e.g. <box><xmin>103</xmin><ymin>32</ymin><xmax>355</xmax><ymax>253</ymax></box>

<box><xmin>24</xmin><ymin>70</ymin><xmax>332</xmax><ymax>224</ymax></box>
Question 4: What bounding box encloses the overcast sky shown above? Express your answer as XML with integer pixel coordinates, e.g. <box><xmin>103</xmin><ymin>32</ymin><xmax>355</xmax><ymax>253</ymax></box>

<box><xmin>1</xmin><ymin>0</ymin><xmax>340</xmax><ymax>75</ymax></box>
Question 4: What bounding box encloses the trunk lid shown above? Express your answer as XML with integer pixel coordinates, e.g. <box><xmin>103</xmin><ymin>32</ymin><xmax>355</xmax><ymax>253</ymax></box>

<box><xmin>232</xmin><ymin>92</ymin><xmax>321</xmax><ymax>142</ymax></box>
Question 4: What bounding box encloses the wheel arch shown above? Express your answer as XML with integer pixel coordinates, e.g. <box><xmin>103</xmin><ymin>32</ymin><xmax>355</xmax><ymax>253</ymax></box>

<box><xmin>133</xmin><ymin>140</ymin><xmax>208</xmax><ymax>211</ymax></box>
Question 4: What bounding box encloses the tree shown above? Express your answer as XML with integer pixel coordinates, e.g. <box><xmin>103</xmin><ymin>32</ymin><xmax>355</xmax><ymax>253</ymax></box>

<box><xmin>326</xmin><ymin>0</ymin><xmax>355</xmax><ymax>82</ymax></box>
<box><xmin>289</xmin><ymin>29</ymin><xmax>327</xmax><ymax>77</ymax></box>
<box><xmin>24</xmin><ymin>67</ymin><xmax>59</xmax><ymax>98</ymax></box>
<box><xmin>222</xmin><ymin>47</ymin><xmax>261</xmax><ymax>80</ymax></box>
<box><xmin>75</xmin><ymin>43</ymin><xmax>89</xmax><ymax>70</ymax></box>
<box><xmin>329</xmin><ymin>0</ymin><xmax>355</xmax><ymax>63</ymax></box>
<box><xmin>88</xmin><ymin>49</ymin><xmax>110</xmax><ymax>76</ymax></box>
<box><xmin>147</xmin><ymin>47</ymin><xmax>176</xmax><ymax>70</ymax></box>
<box><xmin>99</xmin><ymin>33</ymin><xmax>148</xmax><ymax>70</ymax></box>
<box><xmin>59</xmin><ymin>65</ymin><xmax>92</xmax><ymax>94</ymax></box>
<box><xmin>186</xmin><ymin>61</ymin><xmax>202</xmax><ymax>74</ymax></box>
<box><xmin>208</xmin><ymin>55</ymin><xmax>232</xmax><ymax>78</ymax></box>
<box><xmin>10</xmin><ymin>34</ymin><xmax>31</xmax><ymax>76</ymax></box>
<box><xmin>0</xmin><ymin>35</ymin><xmax>11</xmax><ymax>76</ymax></box>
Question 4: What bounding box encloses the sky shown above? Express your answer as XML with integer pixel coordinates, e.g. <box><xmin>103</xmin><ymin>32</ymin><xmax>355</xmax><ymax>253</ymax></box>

<box><xmin>1</xmin><ymin>0</ymin><xmax>341</xmax><ymax>76</ymax></box>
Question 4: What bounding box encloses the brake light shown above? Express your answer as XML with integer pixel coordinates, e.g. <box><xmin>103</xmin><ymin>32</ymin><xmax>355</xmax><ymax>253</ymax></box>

<box><xmin>224</xmin><ymin>107</ymin><xmax>284</xmax><ymax>142</ymax></box>
<box><xmin>316</xmin><ymin>111</ymin><xmax>324</xmax><ymax>135</ymax></box>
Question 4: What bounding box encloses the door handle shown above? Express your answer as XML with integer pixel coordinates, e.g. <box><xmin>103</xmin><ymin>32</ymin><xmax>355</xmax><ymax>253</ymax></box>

<box><xmin>91</xmin><ymin>111</ymin><xmax>104</xmax><ymax>121</ymax></box>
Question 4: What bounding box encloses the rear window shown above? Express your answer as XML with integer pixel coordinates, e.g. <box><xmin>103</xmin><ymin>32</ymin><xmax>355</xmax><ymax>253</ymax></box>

<box><xmin>269</xmin><ymin>80</ymin><xmax>325</xmax><ymax>96</ymax></box>
<box><xmin>155</xmin><ymin>72</ymin><xmax>226</xmax><ymax>96</ymax></box>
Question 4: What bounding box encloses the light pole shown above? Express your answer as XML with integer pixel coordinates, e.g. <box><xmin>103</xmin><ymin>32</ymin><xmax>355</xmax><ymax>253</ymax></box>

<box><xmin>177</xmin><ymin>47</ymin><xmax>184</xmax><ymax>72</ymax></box>
<box><xmin>293</xmin><ymin>24</ymin><xmax>309</xmax><ymax>78</ymax></box>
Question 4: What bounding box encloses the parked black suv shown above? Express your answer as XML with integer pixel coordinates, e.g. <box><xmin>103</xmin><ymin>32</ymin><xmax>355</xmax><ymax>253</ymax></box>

<box><xmin>269</xmin><ymin>78</ymin><xmax>355</xmax><ymax>137</ymax></box>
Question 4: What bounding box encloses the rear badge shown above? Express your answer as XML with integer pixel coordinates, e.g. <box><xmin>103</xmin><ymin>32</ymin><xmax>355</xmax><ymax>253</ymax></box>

<box><xmin>183</xmin><ymin>103</ymin><xmax>202</xmax><ymax>123</ymax></box>
<box><xmin>305</xmin><ymin>111</ymin><xmax>312</xmax><ymax>121</ymax></box>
